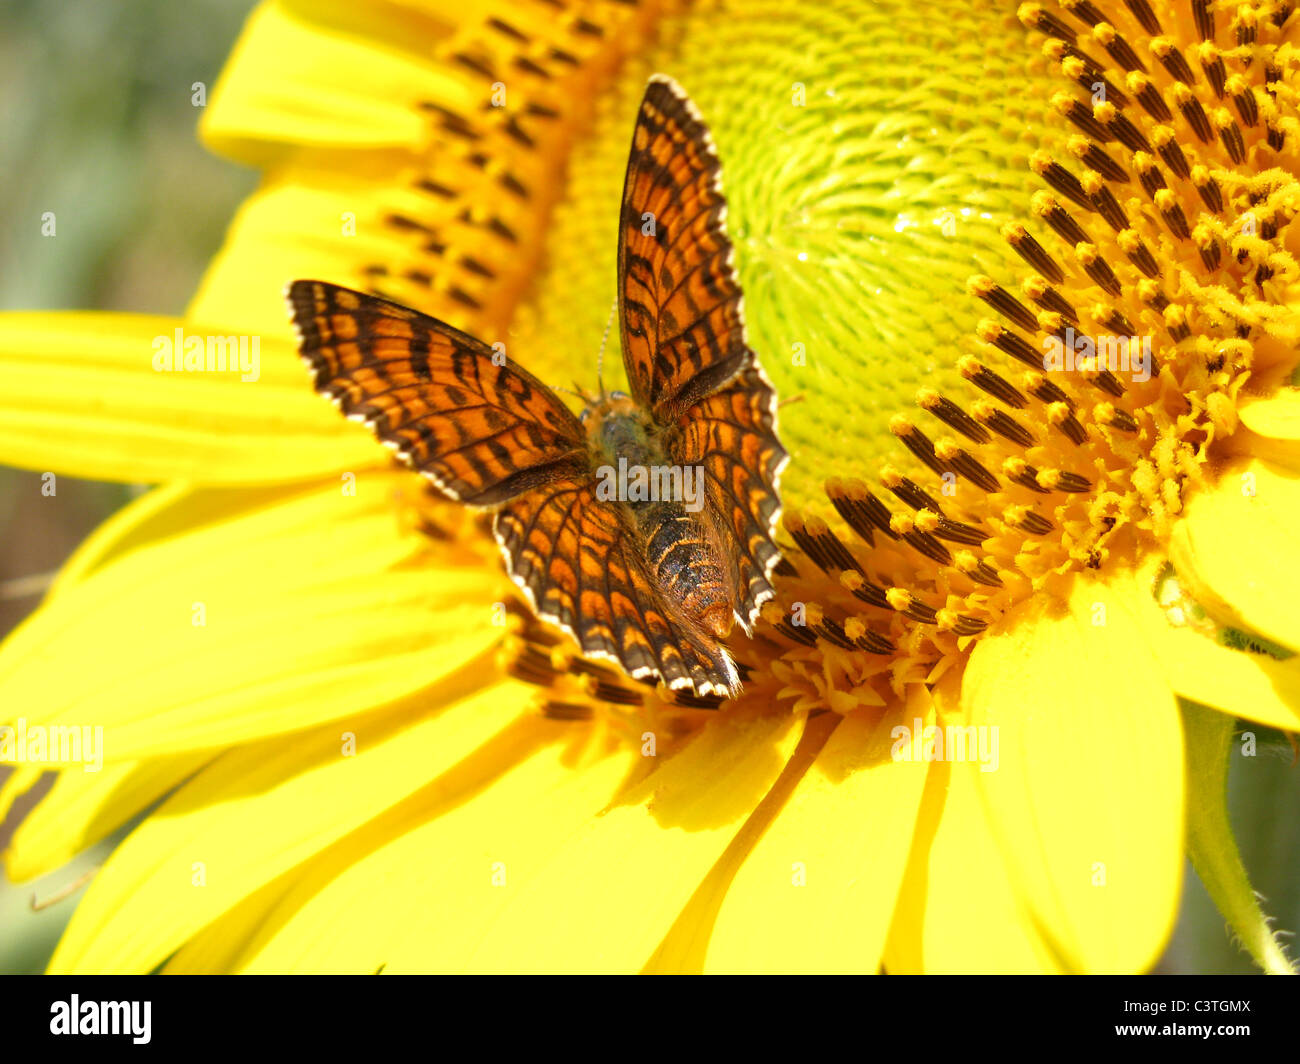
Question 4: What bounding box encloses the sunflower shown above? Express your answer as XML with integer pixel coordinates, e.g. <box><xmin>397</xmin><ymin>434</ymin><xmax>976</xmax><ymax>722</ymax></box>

<box><xmin>2</xmin><ymin>0</ymin><xmax>1298</xmax><ymax>974</ymax></box>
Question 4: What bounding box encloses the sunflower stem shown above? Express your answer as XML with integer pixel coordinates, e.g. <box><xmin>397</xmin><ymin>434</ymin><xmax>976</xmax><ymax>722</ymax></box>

<box><xmin>1180</xmin><ymin>699</ymin><xmax>1296</xmax><ymax>975</ymax></box>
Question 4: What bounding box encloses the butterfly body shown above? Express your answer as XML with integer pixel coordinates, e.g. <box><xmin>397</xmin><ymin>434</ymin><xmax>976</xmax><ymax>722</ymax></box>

<box><xmin>288</xmin><ymin>75</ymin><xmax>786</xmax><ymax>698</ymax></box>
<box><xmin>583</xmin><ymin>392</ymin><xmax>735</xmax><ymax>639</ymax></box>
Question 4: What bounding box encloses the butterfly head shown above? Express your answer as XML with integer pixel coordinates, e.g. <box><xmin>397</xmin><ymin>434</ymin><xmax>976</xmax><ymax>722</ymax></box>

<box><xmin>579</xmin><ymin>388</ymin><xmax>640</xmax><ymax>435</ymax></box>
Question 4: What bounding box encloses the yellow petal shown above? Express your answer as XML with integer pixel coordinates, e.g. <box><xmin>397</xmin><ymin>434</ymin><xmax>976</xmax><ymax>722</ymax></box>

<box><xmin>5</xmin><ymin>753</ymin><xmax>212</xmax><ymax>882</ymax></box>
<box><xmin>644</xmin><ymin>710</ymin><xmax>840</xmax><ymax>973</ymax></box>
<box><xmin>1238</xmin><ymin>389</ymin><xmax>1300</xmax><ymax>441</ymax></box>
<box><xmin>200</xmin><ymin>1</ymin><xmax>466</xmax><ymax>164</ymax></box>
<box><xmin>1127</xmin><ymin>559</ymin><xmax>1300</xmax><ymax>732</ymax></box>
<box><xmin>882</xmin><ymin>701</ymin><xmax>1052</xmax><ymax>973</ymax></box>
<box><xmin>185</xmin><ymin>176</ymin><xmax>523</xmax><ymax>358</ymax></box>
<box><xmin>962</xmin><ymin>576</ymin><xmax>1184</xmax><ymax>973</ymax></box>
<box><xmin>0</xmin><ymin>311</ymin><xmax>376</xmax><ymax>483</ymax></box>
<box><xmin>678</xmin><ymin>694</ymin><xmax>930</xmax><ymax>973</ymax></box>
<box><xmin>163</xmin><ymin>875</ymin><xmax>298</xmax><ymax>974</ymax></box>
<box><xmin>461</xmin><ymin>702</ymin><xmax>804</xmax><ymax>973</ymax></box>
<box><xmin>1171</xmin><ymin>459</ymin><xmax>1300</xmax><ymax>654</ymax></box>
<box><xmin>49</xmin><ymin>482</ymin><xmax>301</xmax><ymax>595</ymax></box>
<box><xmin>48</xmin><ymin>680</ymin><xmax>532</xmax><ymax>973</ymax></box>
<box><xmin>0</xmin><ymin>471</ymin><xmax>500</xmax><ymax>758</ymax></box>
<box><xmin>228</xmin><ymin>725</ymin><xmax>637</xmax><ymax>973</ymax></box>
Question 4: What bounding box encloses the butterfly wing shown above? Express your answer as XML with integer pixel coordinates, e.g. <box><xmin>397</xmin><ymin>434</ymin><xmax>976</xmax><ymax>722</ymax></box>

<box><xmin>288</xmin><ymin>280</ymin><xmax>585</xmax><ymax>506</ymax></box>
<box><xmin>617</xmin><ymin>78</ymin><xmax>788</xmax><ymax>631</ymax></box>
<box><xmin>494</xmin><ymin>477</ymin><xmax>740</xmax><ymax>697</ymax></box>
<box><xmin>671</xmin><ymin>365</ymin><xmax>788</xmax><ymax>633</ymax></box>
<box><xmin>617</xmin><ymin>75</ymin><xmax>751</xmax><ymax>419</ymax></box>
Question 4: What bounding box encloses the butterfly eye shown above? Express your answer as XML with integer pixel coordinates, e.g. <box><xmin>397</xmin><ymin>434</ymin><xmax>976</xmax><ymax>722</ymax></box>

<box><xmin>579</xmin><ymin>407</ymin><xmax>590</xmax><ymax>423</ymax></box>
<box><xmin>610</xmin><ymin>390</ymin><xmax>629</xmax><ymax>401</ymax></box>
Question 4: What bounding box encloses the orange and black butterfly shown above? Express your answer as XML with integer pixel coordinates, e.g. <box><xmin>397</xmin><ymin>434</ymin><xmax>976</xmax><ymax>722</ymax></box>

<box><xmin>287</xmin><ymin>75</ymin><xmax>787</xmax><ymax>698</ymax></box>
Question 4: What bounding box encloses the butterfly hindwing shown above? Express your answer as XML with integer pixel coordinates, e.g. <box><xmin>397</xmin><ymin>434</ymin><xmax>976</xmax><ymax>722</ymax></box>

<box><xmin>288</xmin><ymin>280</ymin><xmax>586</xmax><ymax>506</ymax></box>
<box><xmin>617</xmin><ymin>75</ymin><xmax>751</xmax><ymax>420</ymax></box>
<box><xmin>670</xmin><ymin>364</ymin><xmax>788</xmax><ymax>631</ymax></box>
<box><xmin>493</xmin><ymin>478</ymin><xmax>739</xmax><ymax>697</ymax></box>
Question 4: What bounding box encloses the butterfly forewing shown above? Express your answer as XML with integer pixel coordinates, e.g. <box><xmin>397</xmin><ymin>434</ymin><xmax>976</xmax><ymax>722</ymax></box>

<box><xmin>617</xmin><ymin>76</ymin><xmax>751</xmax><ymax>419</ymax></box>
<box><xmin>288</xmin><ymin>280</ymin><xmax>585</xmax><ymax>506</ymax></box>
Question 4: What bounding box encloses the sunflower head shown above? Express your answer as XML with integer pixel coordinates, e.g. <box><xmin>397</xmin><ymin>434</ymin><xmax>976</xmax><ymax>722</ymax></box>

<box><xmin>3</xmin><ymin>0</ymin><xmax>1299</xmax><ymax>976</ymax></box>
<box><xmin>465</xmin><ymin>0</ymin><xmax>1300</xmax><ymax>736</ymax></box>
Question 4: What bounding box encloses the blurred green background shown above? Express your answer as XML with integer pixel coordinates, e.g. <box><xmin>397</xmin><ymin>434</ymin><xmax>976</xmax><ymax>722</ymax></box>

<box><xmin>0</xmin><ymin>0</ymin><xmax>1296</xmax><ymax>974</ymax></box>
<box><xmin>0</xmin><ymin>0</ymin><xmax>258</xmax><ymax>973</ymax></box>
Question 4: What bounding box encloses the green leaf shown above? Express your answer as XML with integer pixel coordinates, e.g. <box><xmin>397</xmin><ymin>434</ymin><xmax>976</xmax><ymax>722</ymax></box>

<box><xmin>1181</xmin><ymin>698</ymin><xmax>1297</xmax><ymax>974</ymax></box>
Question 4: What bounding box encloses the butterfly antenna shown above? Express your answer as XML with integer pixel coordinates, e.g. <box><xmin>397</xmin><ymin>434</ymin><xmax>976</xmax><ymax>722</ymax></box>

<box><xmin>596</xmin><ymin>296</ymin><xmax>617</xmax><ymax>399</ymax></box>
<box><xmin>549</xmin><ymin>383</ymin><xmax>590</xmax><ymax>404</ymax></box>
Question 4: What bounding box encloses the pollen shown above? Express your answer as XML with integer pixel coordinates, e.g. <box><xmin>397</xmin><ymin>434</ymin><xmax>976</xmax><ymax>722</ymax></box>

<box><xmin>748</xmin><ymin>0</ymin><xmax>1300</xmax><ymax>714</ymax></box>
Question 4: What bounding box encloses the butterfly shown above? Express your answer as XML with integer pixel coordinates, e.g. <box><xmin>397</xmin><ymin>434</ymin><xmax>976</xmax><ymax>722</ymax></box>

<box><xmin>287</xmin><ymin>75</ymin><xmax>787</xmax><ymax>698</ymax></box>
